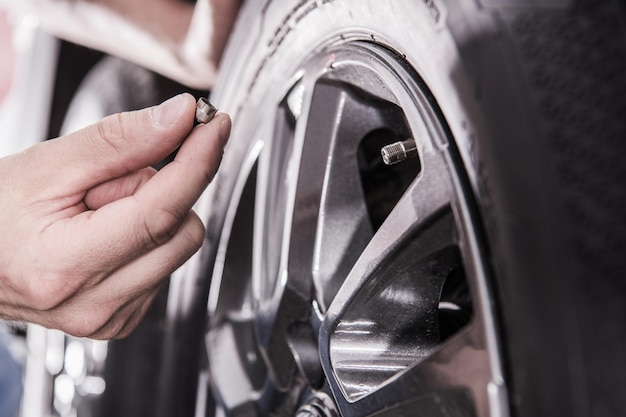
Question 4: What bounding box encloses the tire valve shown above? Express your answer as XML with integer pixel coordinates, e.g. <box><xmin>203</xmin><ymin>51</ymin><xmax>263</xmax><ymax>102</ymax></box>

<box><xmin>381</xmin><ymin>139</ymin><xmax>418</xmax><ymax>165</ymax></box>
<box><xmin>195</xmin><ymin>97</ymin><xmax>218</xmax><ymax>124</ymax></box>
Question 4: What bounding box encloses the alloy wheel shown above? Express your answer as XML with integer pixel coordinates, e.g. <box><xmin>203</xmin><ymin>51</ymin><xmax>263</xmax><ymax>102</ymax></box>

<box><xmin>206</xmin><ymin>42</ymin><xmax>507</xmax><ymax>417</ymax></box>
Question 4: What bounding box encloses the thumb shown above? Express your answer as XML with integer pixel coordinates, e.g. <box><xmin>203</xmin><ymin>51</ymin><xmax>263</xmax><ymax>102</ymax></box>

<box><xmin>31</xmin><ymin>93</ymin><xmax>197</xmax><ymax>192</ymax></box>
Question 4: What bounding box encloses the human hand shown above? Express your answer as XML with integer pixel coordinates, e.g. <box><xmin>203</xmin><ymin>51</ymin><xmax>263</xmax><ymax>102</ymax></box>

<box><xmin>0</xmin><ymin>93</ymin><xmax>230</xmax><ymax>339</ymax></box>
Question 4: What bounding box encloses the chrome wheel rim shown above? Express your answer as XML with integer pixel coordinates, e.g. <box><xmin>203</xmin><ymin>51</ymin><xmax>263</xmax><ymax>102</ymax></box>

<box><xmin>206</xmin><ymin>42</ymin><xmax>508</xmax><ymax>417</ymax></box>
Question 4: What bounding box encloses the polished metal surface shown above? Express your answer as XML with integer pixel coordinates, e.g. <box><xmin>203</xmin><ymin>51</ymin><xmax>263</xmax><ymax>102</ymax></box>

<box><xmin>195</xmin><ymin>97</ymin><xmax>218</xmax><ymax>124</ymax></box>
<box><xmin>380</xmin><ymin>139</ymin><xmax>419</xmax><ymax>165</ymax></box>
<box><xmin>204</xmin><ymin>35</ymin><xmax>507</xmax><ymax>417</ymax></box>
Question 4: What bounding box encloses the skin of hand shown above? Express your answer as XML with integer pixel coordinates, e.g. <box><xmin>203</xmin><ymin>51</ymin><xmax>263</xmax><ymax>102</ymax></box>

<box><xmin>0</xmin><ymin>93</ymin><xmax>230</xmax><ymax>340</ymax></box>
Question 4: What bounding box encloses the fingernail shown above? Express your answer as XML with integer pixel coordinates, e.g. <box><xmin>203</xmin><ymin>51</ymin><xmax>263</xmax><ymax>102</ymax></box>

<box><xmin>152</xmin><ymin>94</ymin><xmax>185</xmax><ymax>127</ymax></box>
<box><xmin>219</xmin><ymin>115</ymin><xmax>232</xmax><ymax>144</ymax></box>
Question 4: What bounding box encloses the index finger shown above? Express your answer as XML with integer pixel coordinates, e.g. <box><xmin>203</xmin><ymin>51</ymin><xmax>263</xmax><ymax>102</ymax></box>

<box><xmin>133</xmin><ymin>112</ymin><xmax>231</xmax><ymax>239</ymax></box>
<box><xmin>29</xmin><ymin>93</ymin><xmax>197</xmax><ymax>193</ymax></box>
<box><xmin>63</xmin><ymin>112</ymin><xmax>231</xmax><ymax>271</ymax></box>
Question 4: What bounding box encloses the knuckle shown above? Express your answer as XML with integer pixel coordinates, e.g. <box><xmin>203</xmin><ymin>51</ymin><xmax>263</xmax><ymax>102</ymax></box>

<box><xmin>91</xmin><ymin>306</ymin><xmax>144</xmax><ymax>340</ymax></box>
<box><xmin>141</xmin><ymin>207</ymin><xmax>185</xmax><ymax>247</ymax></box>
<box><xmin>62</xmin><ymin>307</ymin><xmax>114</xmax><ymax>339</ymax></box>
<box><xmin>94</xmin><ymin>113</ymin><xmax>130</xmax><ymax>158</ymax></box>
<box><xmin>27</xmin><ymin>271</ymin><xmax>75</xmax><ymax>311</ymax></box>
<box><xmin>96</xmin><ymin>319</ymin><xmax>126</xmax><ymax>340</ymax></box>
<box><xmin>97</xmin><ymin>113</ymin><xmax>126</xmax><ymax>142</ymax></box>
<box><xmin>63</xmin><ymin>315</ymin><xmax>104</xmax><ymax>338</ymax></box>
<box><xmin>63</xmin><ymin>323</ymin><xmax>92</xmax><ymax>339</ymax></box>
<box><xmin>112</xmin><ymin>316</ymin><xmax>141</xmax><ymax>340</ymax></box>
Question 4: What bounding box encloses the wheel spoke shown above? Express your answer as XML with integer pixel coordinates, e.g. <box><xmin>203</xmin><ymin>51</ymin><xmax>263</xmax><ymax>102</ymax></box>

<box><xmin>321</xmin><ymin>191</ymin><xmax>460</xmax><ymax>396</ymax></box>
<box><xmin>251</xmin><ymin>74</ymin><xmax>321</xmax><ymax>390</ymax></box>
<box><xmin>292</xmin><ymin>80</ymin><xmax>380</xmax><ymax>311</ymax></box>
<box><xmin>329</xmin><ymin>326</ymin><xmax>494</xmax><ymax>417</ymax></box>
<box><xmin>323</xmin><ymin>148</ymin><xmax>455</xmax><ymax>317</ymax></box>
<box><xmin>206</xmin><ymin>319</ymin><xmax>266</xmax><ymax>413</ymax></box>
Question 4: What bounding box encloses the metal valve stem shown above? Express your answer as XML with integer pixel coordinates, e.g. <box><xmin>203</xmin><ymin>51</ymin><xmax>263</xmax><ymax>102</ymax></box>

<box><xmin>195</xmin><ymin>97</ymin><xmax>218</xmax><ymax>124</ymax></box>
<box><xmin>380</xmin><ymin>139</ymin><xmax>418</xmax><ymax>165</ymax></box>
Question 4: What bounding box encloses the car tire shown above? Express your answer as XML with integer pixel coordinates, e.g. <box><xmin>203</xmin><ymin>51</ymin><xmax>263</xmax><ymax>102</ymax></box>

<box><xmin>180</xmin><ymin>1</ymin><xmax>626</xmax><ymax>416</ymax></box>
